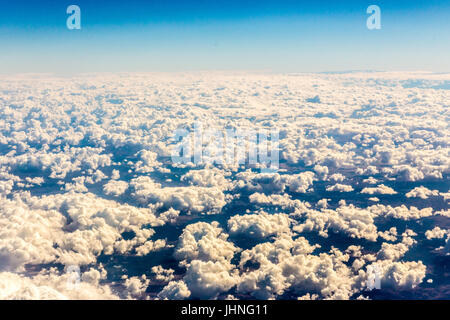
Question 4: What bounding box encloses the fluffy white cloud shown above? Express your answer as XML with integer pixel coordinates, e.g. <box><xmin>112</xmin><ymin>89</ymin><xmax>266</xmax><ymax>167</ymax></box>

<box><xmin>151</xmin><ymin>265</ymin><xmax>175</xmax><ymax>283</ymax></box>
<box><xmin>361</xmin><ymin>184</ymin><xmax>397</xmax><ymax>195</ymax></box>
<box><xmin>134</xmin><ymin>150</ymin><xmax>161</xmax><ymax>173</ymax></box>
<box><xmin>292</xmin><ymin>203</ymin><xmax>379</xmax><ymax>241</ymax></box>
<box><xmin>0</xmin><ymin>191</ymin><xmax>164</xmax><ymax>271</ymax></box>
<box><xmin>174</xmin><ymin>221</ymin><xmax>239</xmax><ymax>265</ymax></box>
<box><xmin>236</xmin><ymin>235</ymin><xmax>356</xmax><ymax>299</ymax></box>
<box><xmin>363</xmin><ymin>177</ymin><xmax>378</xmax><ymax>184</ymax></box>
<box><xmin>370</xmin><ymin>260</ymin><xmax>427</xmax><ymax>289</ymax></box>
<box><xmin>0</xmin><ymin>71</ymin><xmax>447</xmax><ymax>300</ymax></box>
<box><xmin>157</xmin><ymin>280</ymin><xmax>191</xmax><ymax>300</ymax></box>
<box><xmin>0</xmin><ymin>180</ymin><xmax>14</xmax><ymax>197</ymax></box>
<box><xmin>233</xmin><ymin>171</ymin><xmax>315</xmax><ymax>194</ymax></box>
<box><xmin>405</xmin><ymin>186</ymin><xmax>440</xmax><ymax>199</ymax></box>
<box><xmin>377</xmin><ymin>231</ymin><xmax>416</xmax><ymax>261</ymax></box>
<box><xmin>131</xmin><ymin>176</ymin><xmax>226</xmax><ymax>214</ymax></box>
<box><xmin>378</xmin><ymin>227</ymin><xmax>398</xmax><ymax>242</ymax></box>
<box><xmin>326</xmin><ymin>183</ymin><xmax>354</xmax><ymax>192</ymax></box>
<box><xmin>425</xmin><ymin>227</ymin><xmax>448</xmax><ymax>240</ymax></box>
<box><xmin>227</xmin><ymin>212</ymin><xmax>292</xmax><ymax>239</ymax></box>
<box><xmin>368</xmin><ymin>204</ymin><xmax>436</xmax><ymax>220</ymax></box>
<box><xmin>122</xmin><ymin>275</ymin><xmax>150</xmax><ymax>298</ymax></box>
<box><xmin>103</xmin><ymin>180</ymin><xmax>129</xmax><ymax>196</ymax></box>
<box><xmin>135</xmin><ymin>239</ymin><xmax>169</xmax><ymax>256</ymax></box>
<box><xmin>0</xmin><ymin>269</ymin><xmax>118</xmax><ymax>300</ymax></box>
<box><xmin>329</xmin><ymin>173</ymin><xmax>345</xmax><ymax>182</ymax></box>
<box><xmin>181</xmin><ymin>166</ymin><xmax>231</xmax><ymax>189</ymax></box>
<box><xmin>248</xmin><ymin>192</ymin><xmax>310</xmax><ymax>211</ymax></box>
<box><xmin>183</xmin><ymin>260</ymin><xmax>239</xmax><ymax>299</ymax></box>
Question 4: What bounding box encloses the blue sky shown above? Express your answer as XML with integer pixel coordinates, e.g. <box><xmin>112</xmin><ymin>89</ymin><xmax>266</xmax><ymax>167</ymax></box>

<box><xmin>0</xmin><ymin>0</ymin><xmax>449</xmax><ymax>73</ymax></box>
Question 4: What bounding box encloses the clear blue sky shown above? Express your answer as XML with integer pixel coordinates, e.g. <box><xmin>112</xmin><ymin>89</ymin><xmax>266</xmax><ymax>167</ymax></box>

<box><xmin>0</xmin><ymin>0</ymin><xmax>449</xmax><ymax>73</ymax></box>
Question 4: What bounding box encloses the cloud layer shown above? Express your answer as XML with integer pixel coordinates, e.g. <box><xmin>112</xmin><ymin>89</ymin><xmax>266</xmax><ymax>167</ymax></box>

<box><xmin>0</xmin><ymin>71</ymin><xmax>448</xmax><ymax>299</ymax></box>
